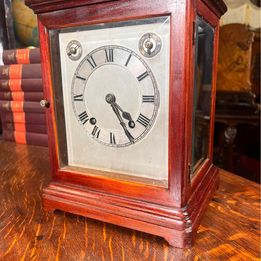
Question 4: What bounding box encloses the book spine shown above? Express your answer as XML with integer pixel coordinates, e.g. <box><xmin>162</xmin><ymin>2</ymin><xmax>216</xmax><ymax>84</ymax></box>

<box><xmin>0</xmin><ymin>79</ymin><xmax>43</xmax><ymax>92</ymax></box>
<box><xmin>1</xmin><ymin>112</ymin><xmax>46</xmax><ymax>124</ymax></box>
<box><xmin>3</xmin><ymin>48</ymin><xmax>40</xmax><ymax>65</ymax></box>
<box><xmin>0</xmin><ymin>64</ymin><xmax>42</xmax><ymax>79</ymax></box>
<box><xmin>0</xmin><ymin>101</ymin><xmax>44</xmax><ymax>113</ymax></box>
<box><xmin>0</xmin><ymin>92</ymin><xmax>43</xmax><ymax>101</ymax></box>
<box><xmin>3</xmin><ymin>130</ymin><xmax>48</xmax><ymax>147</ymax></box>
<box><xmin>2</xmin><ymin>122</ymin><xmax>47</xmax><ymax>134</ymax></box>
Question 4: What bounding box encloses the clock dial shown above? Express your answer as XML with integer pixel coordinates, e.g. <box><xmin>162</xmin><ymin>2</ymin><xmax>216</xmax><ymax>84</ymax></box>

<box><xmin>71</xmin><ymin>45</ymin><xmax>160</xmax><ymax>147</ymax></box>
<box><xmin>58</xmin><ymin>16</ymin><xmax>170</xmax><ymax>182</ymax></box>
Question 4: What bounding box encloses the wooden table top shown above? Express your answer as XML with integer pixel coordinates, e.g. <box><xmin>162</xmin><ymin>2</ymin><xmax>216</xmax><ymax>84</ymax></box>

<box><xmin>0</xmin><ymin>140</ymin><xmax>260</xmax><ymax>260</ymax></box>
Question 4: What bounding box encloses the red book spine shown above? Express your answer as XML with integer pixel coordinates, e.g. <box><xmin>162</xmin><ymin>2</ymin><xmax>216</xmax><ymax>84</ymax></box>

<box><xmin>3</xmin><ymin>131</ymin><xmax>48</xmax><ymax>147</ymax></box>
<box><xmin>1</xmin><ymin>112</ymin><xmax>46</xmax><ymax>124</ymax></box>
<box><xmin>0</xmin><ymin>101</ymin><xmax>44</xmax><ymax>113</ymax></box>
<box><xmin>2</xmin><ymin>122</ymin><xmax>47</xmax><ymax>134</ymax></box>
<box><xmin>0</xmin><ymin>64</ymin><xmax>42</xmax><ymax>79</ymax></box>
<box><xmin>3</xmin><ymin>48</ymin><xmax>40</xmax><ymax>65</ymax></box>
<box><xmin>0</xmin><ymin>79</ymin><xmax>43</xmax><ymax>92</ymax></box>
<box><xmin>0</xmin><ymin>92</ymin><xmax>43</xmax><ymax>101</ymax></box>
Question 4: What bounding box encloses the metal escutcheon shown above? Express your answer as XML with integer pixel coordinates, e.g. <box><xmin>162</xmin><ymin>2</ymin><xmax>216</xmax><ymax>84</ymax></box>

<box><xmin>139</xmin><ymin>32</ymin><xmax>162</xmax><ymax>58</ymax></box>
<box><xmin>40</xmin><ymin>99</ymin><xmax>50</xmax><ymax>108</ymax></box>
<box><xmin>66</xmin><ymin>40</ymin><xmax>82</xmax><ymax>61</ymax></box>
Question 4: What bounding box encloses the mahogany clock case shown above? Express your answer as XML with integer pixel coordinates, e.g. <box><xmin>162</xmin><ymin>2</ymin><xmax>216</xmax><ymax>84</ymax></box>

<box><xmin>25</xmin><ymin>0</ymin><xmax>227</xmax><ymax>248</ymax></box>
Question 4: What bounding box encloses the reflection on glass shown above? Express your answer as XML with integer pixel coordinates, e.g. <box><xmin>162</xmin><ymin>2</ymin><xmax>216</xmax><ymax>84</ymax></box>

<box><xmin>48</xmin><ymin>16</ymin><xmax>170</xmax><ymax>186</ymax></box>
<box><xmin>191</xmin><ymin>16</ymin><xmax>214</xmax><ymax>176</ymax></box>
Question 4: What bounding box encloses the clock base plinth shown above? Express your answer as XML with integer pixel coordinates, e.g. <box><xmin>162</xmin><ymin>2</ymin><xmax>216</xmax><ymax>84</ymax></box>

<box><xmin>42</xmin><ymin>165</ymin><xmax>219</xmax><ymax>248</ymax></box>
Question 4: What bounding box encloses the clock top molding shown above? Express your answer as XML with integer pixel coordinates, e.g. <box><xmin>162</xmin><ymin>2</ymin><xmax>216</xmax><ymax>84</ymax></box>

<box><xmin>26</xmin><ymin>0</ymin><xmax>227</xmax><ymax>17</ymax></box>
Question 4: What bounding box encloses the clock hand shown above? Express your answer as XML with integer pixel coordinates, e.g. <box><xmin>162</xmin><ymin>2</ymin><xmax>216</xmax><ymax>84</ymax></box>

<box><xmin>112</xmin><ymin>105</ymin><xmax>135</xmax><ymax>143</ymax></box>
<box><xmin>113</xmin><ymin>103</ymin><xmax>135</xmax><ymax>128</ymax></box>
<box><xmin>105</xmin><ymin>93</ymin><xmax>135</xmax><ymax>128</ymax></box>
<box><xmin>105</xmin><ymin>94</ymin><xmax>134</xmax><ymax>142</ymax></box>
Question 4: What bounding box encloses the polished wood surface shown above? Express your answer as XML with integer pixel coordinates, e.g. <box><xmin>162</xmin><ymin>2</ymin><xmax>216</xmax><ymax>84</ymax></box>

<box><xmin>0</xmin><ymin>140</ymin><xmax>259</xmax><ymax>260</ymax></box>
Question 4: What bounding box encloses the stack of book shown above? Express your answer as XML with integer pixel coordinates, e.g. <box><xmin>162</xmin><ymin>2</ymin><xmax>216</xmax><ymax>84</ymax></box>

<box><xmin>0</xmin><ymin>48</ymin><xmax>48</xmax><ymax>147</ymax></box>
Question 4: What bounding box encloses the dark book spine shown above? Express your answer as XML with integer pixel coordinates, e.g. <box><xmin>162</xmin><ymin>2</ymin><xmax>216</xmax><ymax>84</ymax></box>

<box><xmin>0</xmin><ymin>101</ymin><xmax>44</xmax><ymax>113</ymax></box>
<box><xmin>2</xmin><ymin>122</ymin><xmax>47</xmax><ymax>134</ymax></box>
<box><xmin>0</xmin><ymin>92</ymin><xmax>43</xmax><ymax>101</ymax></box>
<box><xmin>3</xmin><ymin>131</ymin><xmax>48</xmax><ymax>147</ymax></box>
<box><xmin>0</xmin><ymin>79</ymin><xmax>43</xmax><ymax>92</ymax></box>
<box><xmin>1</xmin><ymin>112</ymin><xmax>46</xmax><ymax>124</ymax></box>
<box><xmin>0</xmin><ymin>64</ymin><xmax>42</xmax><ymax>79</ymax></box>
<box><xmin>3</xmin><ymin>48</ymin><xmax>40</xmax><ymax>65</ymax></box>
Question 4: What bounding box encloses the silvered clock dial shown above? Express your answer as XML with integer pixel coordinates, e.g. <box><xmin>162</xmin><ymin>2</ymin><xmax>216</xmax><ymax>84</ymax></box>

<box><xmin>58</xmin><ymin>16</ymin><xmax>170</xmax><ymax>182</ymax></box>
<box><xmin>71</xmin><ymin>45</ymin><xmax>160</xmax><ymax>147</ymax></box>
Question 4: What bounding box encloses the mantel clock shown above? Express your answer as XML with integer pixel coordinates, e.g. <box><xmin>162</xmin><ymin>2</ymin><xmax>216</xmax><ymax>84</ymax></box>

<box><xmin>25</xmin><ymin>0</ymin><xmax>227</xmax><ymax>248</ymax></box>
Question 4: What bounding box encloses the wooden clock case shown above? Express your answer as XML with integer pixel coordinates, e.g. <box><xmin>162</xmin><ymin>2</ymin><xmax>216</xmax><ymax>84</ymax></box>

<box><xmin>25</xmin><ymin>0</ymin><xmax>227</xmax><ymax>248</ymax></box>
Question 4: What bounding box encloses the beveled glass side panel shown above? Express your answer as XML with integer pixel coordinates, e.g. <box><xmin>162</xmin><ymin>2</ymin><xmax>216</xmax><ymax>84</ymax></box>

<box><xmin>191</xmin><ymin>16</ymin><xmax>214</xmax><ymax>177</ymax></box>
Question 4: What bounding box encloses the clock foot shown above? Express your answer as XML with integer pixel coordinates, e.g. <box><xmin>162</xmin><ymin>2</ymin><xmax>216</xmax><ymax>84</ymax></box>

<box><xmin>41</xmin><ymin>164</ymin><xmax>218</xmax><ymax>248</ymax></box>
<box><xmin>42</xmin><ymin>203</ymin><xmax>56</xmax><ymax>213</ymax></box>
<box><xmin>164</xmin><ymin>233</ymin><xmax>193</xmax><ymax>248</ymax></box>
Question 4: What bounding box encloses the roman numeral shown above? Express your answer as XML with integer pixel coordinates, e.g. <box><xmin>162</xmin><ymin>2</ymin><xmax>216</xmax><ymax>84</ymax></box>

<box><xmin>137</xmin><ymin>114</ymin><xmax>150</xmax><ymax>128</ymax></box>
<box><xmin>73</xmin><ymin>94</ymin><xmax>83</xmax><ymax>101</ymax></box>
<box><xmin>86</xmin><ymin>55</ymin><xmax>97</xmax><ymax>69</ymax></box>
<box><xmin>76</xmin><ymin>75</ymin><xmax>86</xmax><ymax>81</ymax></box>
<box><xmin>105</xmin><ymin>48</ymin><xmax>114</xmax><ymax>62</ymax></box>
<box><xmin>91</xmin><ymin>125</ymin><xmax>101</xmax><ymax>138</ymax></box>
<box><xmin>137</xmin><ymin>71</ymin><xmax>149</xmax><ymax>82</ymax></box>
<box><xmin>142</xmin><ymin>95</ymin><xmax>155</xmax><ymax>103</ymax></box>
<box><xmin>78</xmin><ymin>111</ymin><xmax>89</xmax><ymax>125</ymax></box>
<box><xmin>125</xmin><ymin>54</ymin><xmax>132</xmax><ymax>67</ymax></box>
<box><xmin>110</xmin><ymin>132</ymin><xmax>116</xmax><ymax>145</ymax></box>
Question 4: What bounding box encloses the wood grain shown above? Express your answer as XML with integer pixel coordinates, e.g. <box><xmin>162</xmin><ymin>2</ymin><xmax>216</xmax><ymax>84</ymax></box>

<box><xmin>0</xmin><ymin>140</ymin><xmax>260</xmax><ymax>260</ymax></box>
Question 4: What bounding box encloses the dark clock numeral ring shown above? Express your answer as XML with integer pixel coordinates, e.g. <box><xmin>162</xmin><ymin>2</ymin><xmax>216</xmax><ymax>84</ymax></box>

<box><xmin>71</xmin><ymin>45</ymin><xmax>160</xmax><ymax>147</ymax></box>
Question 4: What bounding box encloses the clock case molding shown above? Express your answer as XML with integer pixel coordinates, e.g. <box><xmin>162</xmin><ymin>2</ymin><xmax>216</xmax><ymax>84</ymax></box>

<box><xmin>26</xmin><ymin>0</ymin><xmax>227</xmax><ymax>248</ymax></box>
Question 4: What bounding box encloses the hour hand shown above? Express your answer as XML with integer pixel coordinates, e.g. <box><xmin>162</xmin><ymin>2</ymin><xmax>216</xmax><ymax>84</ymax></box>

<box><xmin>106</xmin><ymin>94</ymin><xmax>134</xmax><ymax>142</ymax></box>
<box><xmin>106</xmin><ymin>94</ymin><xmax>135</xmax><ymax>129</ymax></box>
<box><xmin>116</xmin><ymin>105</ymin><xmax>135</xmax><ymax>128</ymax></box>
<box><xmin>122</xmin><ymin>111</ymin><xmax>132</xmax><ymax>122</ymax></box>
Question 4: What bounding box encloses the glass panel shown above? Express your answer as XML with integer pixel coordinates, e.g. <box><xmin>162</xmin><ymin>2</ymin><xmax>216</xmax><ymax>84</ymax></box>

<box><xmin>191</xmin><ymin>16</ymin><xmax>214</xmax><ymax>176</ymax></box>
<box><xmin>49</xmin><ymin>16</ymin><xmax>170</xmax><ymax>187</ymax></box>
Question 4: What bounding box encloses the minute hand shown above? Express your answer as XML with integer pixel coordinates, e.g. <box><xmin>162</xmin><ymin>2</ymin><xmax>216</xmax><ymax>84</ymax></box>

<box><xmin>111</xmin><ymin>103</ymin><xmax>134</xmax><ymax>143</ymax></box>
